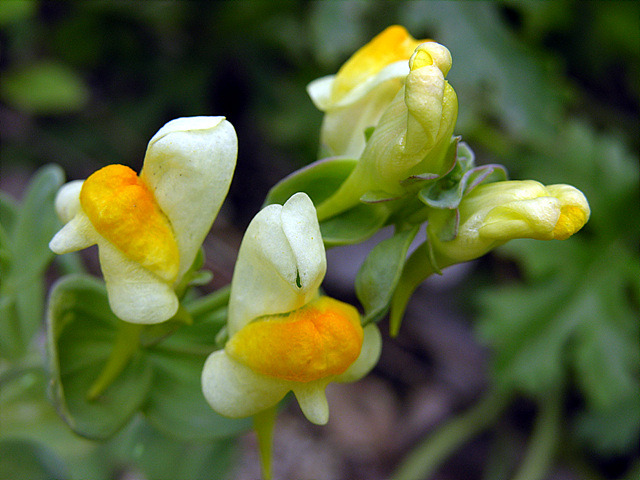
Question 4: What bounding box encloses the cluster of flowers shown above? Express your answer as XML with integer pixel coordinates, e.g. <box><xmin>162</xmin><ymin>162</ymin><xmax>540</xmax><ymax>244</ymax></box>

<box><xmin>49</xmin><ymin>26</ymin><xmax>589</xmax><ymax>429</ymax></box>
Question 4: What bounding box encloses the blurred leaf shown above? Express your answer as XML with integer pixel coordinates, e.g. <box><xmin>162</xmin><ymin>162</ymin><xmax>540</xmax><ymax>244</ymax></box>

<box><xmin>476</xmin><ymin>121</ymin><xmax>640</xmax><ymax>455</ymax></box>
<box><xmin>0</xmin><ymin>165</ymin><xmax>63</xmax><ymax>359</ymax></box>
<box><xmin>113</xmin><ymin>420</ymin><xmax>237</xmax><ymax>480</ymax></box>
<box><xmin>356</xmin><ymin>226</ymin><xmax>419</xmax><ymax>325</ymax></box>
<box><xmin>0</xmin><ymin>367</ymin><xmax>109</xmax><ymax>479</ymax></box>
<box><xmin>0</xmin><ymin>438</ymin><xmax>69</xmax><ymax>480</ymax></box>
<box><xmin>400</xmin><ymin>1</ymin><xmax>564</xmax><ymax>140</ymax></box>
<box><xmin>46</xmin><ymin>275</ymin><xmax>153</xmax><ymax>440</ymax></box>
<box><xmin>0</xmin><ymin>0</ymin><xmax>37</xmax><ymax>26</ymax></box>
<box><xmin>1</xmin><ymin>62</ymin><xmax>90</xmax><ymax>114</ymax></box>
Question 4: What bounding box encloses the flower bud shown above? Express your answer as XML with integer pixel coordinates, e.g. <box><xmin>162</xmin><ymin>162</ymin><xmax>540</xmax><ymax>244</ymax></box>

<box><xmin>427</xmin><ymin>180</ymin><xmax>590</xmax><ymax>264</ymax></box>
<box><xmin>315</xmin><ymin>40</ymin><xmax>458</xmax><ymax>220</ymax></box>
<box><xmin>308</xmin><ymin>25</ymin><xmax>426</xmax><ymax>158</ymax></box>
<box><xmin>49</xmin><ymin>117</ymin><xmax>237</xmax><ymax>324</ymax></box>
<box><xmin>202</xmin><ymin>193</ymin><xmax>381</xmax><ymax>425</ymax></box>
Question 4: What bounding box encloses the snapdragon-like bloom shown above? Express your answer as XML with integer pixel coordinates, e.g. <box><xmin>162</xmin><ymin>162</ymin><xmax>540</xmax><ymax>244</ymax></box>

<box><xmin>427</xmin><ymin>180</ymin><xmax>591</xmax><ymax>264</ymax></box>
<box><xmin>201</xmin><ymin>193</ymin><xmax>381</xmax><ymax>425</ymax></box>
<box><xmin>314</xmin><ymin>38</ymin><xmax>458</xmax><ymax>220</ymax></box>
<box><xmin>308</xmin><ymin>25</ymin><xmax>426</xmax><ymax>158</ymax></box>
<box><xmin>49</xmin><ymin>117</ymin><xmax>237</xmax><ymax>324</ymax></box>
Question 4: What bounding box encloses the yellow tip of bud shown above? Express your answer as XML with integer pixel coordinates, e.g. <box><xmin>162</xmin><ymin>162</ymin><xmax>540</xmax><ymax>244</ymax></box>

<box><xmin>80</xmin><ymin>164</ymin><xmax>180</xmax><ymax>282</ymax></box>
<box><xmin>226</xmin><ymin>296</ymin><xmax>363</xmax><ymax>383</ymax></box>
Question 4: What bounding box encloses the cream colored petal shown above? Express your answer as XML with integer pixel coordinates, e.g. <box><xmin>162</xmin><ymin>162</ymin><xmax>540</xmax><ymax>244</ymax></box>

<box><xmin>292</xmin><ymin>381</ymin><xmax>331</xmax><ymax>425</ymax></box>
<box><xmin>97</xmin><ymin>240</ymin><xmax>178</xmax><ymax>324</ymax></box>
<box><xmin>53</xmin><ymin>180</ymin><xmax>84</xmax><ymax>222</ymax></box>
<box><xmin>334</xmin><ymin>323</ymin><xmax>382</xmax><ymax>383</ymax></box>
<box><xmin>479</xmin><ymin>197</ymin><xmax>561</xmax><ymax>240</ymax></box>
<box><xmin>201</xmin><ymin>350</ymin><xmax>290</xmax><ymax>419</ymax></box>
<box><xmin>49</xmin><ymin>211</ymin><xmax>98</xmax><ymax>254</ymax></box>
<box><xmin>228</xmin><ymin>193</ymin><xmax>325</xmax><ymax>335</ymax></box>
<box><xmin>141</xmin><ymin>116</ymin><xmax>237</xmax><ymax>281</ymax></box>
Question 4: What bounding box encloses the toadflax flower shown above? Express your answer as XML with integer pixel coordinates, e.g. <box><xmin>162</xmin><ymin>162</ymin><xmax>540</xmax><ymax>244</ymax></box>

<box><xmin>49</xmin><ymin>116</ymin><xmax>237</xmax><ymax>324</ymax></box>
<box><xmin>427</xmin><ymin>180</ymin><xmax>591</xmax><ymax>265</ymax></box>
<box><xmin>201</xmin><ymin>193</ymin><xmax>381</xmax><ymax>425</ymax></box>
<box><xmin>314</xmin><ymin>38</ymin><xmax>458</xmax><ymax>220</ymax></box>
<box><xmin>308</xmin><ymin>25</ymin><xmax>426</xmax><ymax>159</ymax></box>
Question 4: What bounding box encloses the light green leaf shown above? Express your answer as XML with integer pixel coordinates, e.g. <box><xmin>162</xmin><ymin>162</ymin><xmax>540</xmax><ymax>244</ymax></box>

<box><xmin>46</xmin><ymin>275</ymin><xmax>153</xmax><ymax>440</ymax></box>
<box><xmin>0</xmin><ymin>165</ymin><xmax>64</xmax><ymax>358</ymax></box>
<box><xmin>265</xmin><ymin>156</ymin><xmax>358</xmax><ymax>207</ymax></box>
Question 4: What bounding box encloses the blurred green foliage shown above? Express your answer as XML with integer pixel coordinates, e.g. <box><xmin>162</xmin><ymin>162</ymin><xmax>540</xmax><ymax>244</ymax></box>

<box><xmin>1</xmin><ymin>1</ymin><xmax>638</xmax><ymax>479</ymax></box>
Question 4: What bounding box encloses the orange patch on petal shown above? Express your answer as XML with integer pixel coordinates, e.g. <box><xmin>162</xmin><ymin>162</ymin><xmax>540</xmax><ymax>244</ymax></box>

<box><xmin>226</xmin><ymin>296</ymin><xmax>363</xmax><ymax>383</ymax></box>
<box><xmin>552</xmin><ymin>205</ymin><xmax>589</xmax><ymax>240</ymax></box>
<box><xmin>331</xmin><ymin>25</ymin><xmax>426</xmax><ymax>103</ymax></box>
<box><xmin>80</xmin><ymin>164</ymin><xmax>179</xmax><ymax>281</ymax></box>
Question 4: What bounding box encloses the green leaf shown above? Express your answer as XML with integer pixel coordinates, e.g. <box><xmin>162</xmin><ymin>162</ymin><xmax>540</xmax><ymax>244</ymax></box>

<box><xmin>0</xmin><ymin>439</ymin><xmax>69</xmax><ymax>480</ymax></box>
<box><xmin>144</xmin><ymin>348</ymin><xmax>251</xmax><ymax>441</ymax></box>
<box><xmin>1</xmin><ymin>61</ymin><xmax>90</xmax><ymax>114</ymax></box>
<box><xmin>0</xmin><ymin>165</ymin><xmax>64</xmax><ymax>359</ymax></box>
<box><xmin>356</xmin><ymin>226</ymin><xmax>419</xmax><ymax>324</ymax></box>
<box><xmin>265</xmin><ymin>156</ymin><xmax>358</xmax><ymax>207</ymax></box>
<box><xmin>46</xmin><ymin>275</ymin><xmax>152</xmax><ymax>440</ymax></box>
<box><xmin>143</xmin><ymin>291</ymin><xmax>250</xmax><ymax>440</ymax></box>
<box><xmin>319</xmin><ymin>202</ymin><xmax>389</xmax><ymax>246</ymax></box>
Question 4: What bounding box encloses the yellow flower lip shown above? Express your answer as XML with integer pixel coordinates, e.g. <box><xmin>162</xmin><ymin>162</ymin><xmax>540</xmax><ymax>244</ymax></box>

<box><xmin>330</xmin><ymin>25</ymin><xmax>426</xmax><ymax>103</ymax></box>
<box><xmin>552</xmin><ymin>205</ymin><xmax>589</xmax><ymax>240</ymax></box>
<box><xmin>226</xmin><ymin>296</ymin><xmax>364</xmax><ymax>383</ymax></box>
<box><xmin>80</xmin><ymin>164</ymin><xmax>180</xmax><ymax>282</ymax></box>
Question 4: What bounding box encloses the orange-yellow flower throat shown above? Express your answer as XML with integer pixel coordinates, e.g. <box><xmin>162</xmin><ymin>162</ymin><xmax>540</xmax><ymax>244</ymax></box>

<box><xmin>80</xmin><ymin>164</ymin><xmax>180</xmax><ymax>282</ymax></box>
<box><xmin>226</xmin><ymin>296</ymin><xmax>363</xmax><ymax>383</ymax></box>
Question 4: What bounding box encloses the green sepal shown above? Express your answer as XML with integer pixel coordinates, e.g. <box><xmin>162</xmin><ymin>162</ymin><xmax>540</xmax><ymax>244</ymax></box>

<box><xmin>0</xmin><ymin>164</ymin><xmax>64</xmax><ymax>359</ymax></box>
<box><xmin>46</xmin><ymin>274</ymin><xmax>152</xmax><ymax>440</ymax></box>
<box><xmin>356</xmin><ymin>226</ymin><xmax>420</xmax><ymax>325</ymax></box>
<box><xmin>418</xmin><ymin>141</ymin><xmax>507</xmax><ymax>210</ymax></box>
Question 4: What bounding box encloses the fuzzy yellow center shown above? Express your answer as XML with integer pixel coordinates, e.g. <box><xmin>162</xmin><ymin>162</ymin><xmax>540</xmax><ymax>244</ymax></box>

<box><xmin>552</xmin><ymin>205</ymin><xmax>589</xmax><ymax>240</ymax></box>
<box><xmin>331</xmin><ymin>25</ymin><xmax>425</xmax><ymax>103</ymax></box>
<box><xmin>226</xmin><ymin>296</ymin><xmax>364</xmax><ymax>383</ymax></box>
<box><xmin>80</xmin><ymin>164</ymin><xmax>180</xmax><ymax>282</ymax></box>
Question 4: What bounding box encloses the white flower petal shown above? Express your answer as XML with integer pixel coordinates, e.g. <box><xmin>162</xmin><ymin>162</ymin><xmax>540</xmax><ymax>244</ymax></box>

<box><xmin>227</xmin><ymin>193</ymin><xmax>325</xmax><ymax>334</ymax></box>
<box><xmin>97</xmin><ymin>240</ymin><xmax>179</xmax><ymax>324</ymax></box>
<box><xmin>141</xmin><ymin>116</ymin><xmax>237</xmax><ymax>281</ymax></box>
<box><xmin>292</xmin><ymin>382</ymin><xmax>331</xmax><ymax>425</ymax></box>
<box><xmin>201</xmin><ymin>350</ymin><xmax>289</xmax><ymax>419</ymax></box>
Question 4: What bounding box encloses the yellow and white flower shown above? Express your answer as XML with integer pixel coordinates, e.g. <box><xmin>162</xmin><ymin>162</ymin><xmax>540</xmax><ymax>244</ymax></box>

<box><xmin>201</xmin><ymin>193</ymin><xmax>381</xmax><ymax>425</ymax></box>
<box><xmin>49</xmin><ymin>116</ymin><xmax>237</xmax><ymax>324</ymax></box>
<box><xmin>427</xmin><ymin>180</ymin><xmax>591</xmax><ymax>264</ymax></box>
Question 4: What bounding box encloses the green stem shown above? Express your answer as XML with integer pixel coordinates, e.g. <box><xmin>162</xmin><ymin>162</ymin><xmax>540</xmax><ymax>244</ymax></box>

<box><xmin>254</xmin><ymin>407</ymin><xmax>278</xmax><ymax>480</ymax></box>
<box><xmin>87</xmin><ymin>321</ymin><xmax>143</xmax><ymax>400</ymax></box>
<box><xmin>389</xmin><ymin>242</ymin><xmax>437</xmax><ymax>337</ymax></box>
<box><xmin>186</xmin><ymin>285</ymin><xmax>230</xmax><ymax>319</ymax></box>
<box><xmin>392</xmin><ymin>388</ymin><xmax>512</xmax><ymax>480</ymax></box>
<box><xmin>511</xmin><ymin>391</ymin><xmax>562</xmax><ymax>480</ymax></box>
